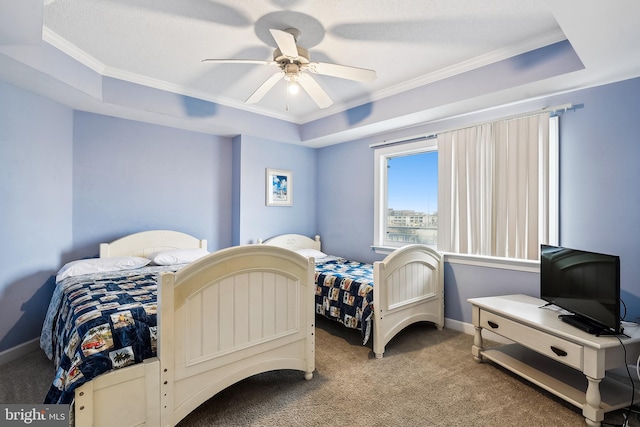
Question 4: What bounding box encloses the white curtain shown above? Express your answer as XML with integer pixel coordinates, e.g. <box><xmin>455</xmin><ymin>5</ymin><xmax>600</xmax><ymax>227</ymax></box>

<box><xmin>438</xmin><ymin>124</ymin><xmax>494</xmax><ymax>255</ymax></box>
<box><xmin>438</xmin><ymin>113</ymin><xmax>550</xmax><ymax>260</ymax></box>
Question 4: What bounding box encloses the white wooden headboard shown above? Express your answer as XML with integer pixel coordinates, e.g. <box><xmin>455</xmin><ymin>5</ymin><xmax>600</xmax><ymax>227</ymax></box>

<box><xmin>260</xmin><ymin>234</ymin><xmax>321</xmax><ymax>252</ymax></box>
<box><xmin>99</xmin><ymin>230</ymin><xmax>207</xmax><ymax>258</ymax></box>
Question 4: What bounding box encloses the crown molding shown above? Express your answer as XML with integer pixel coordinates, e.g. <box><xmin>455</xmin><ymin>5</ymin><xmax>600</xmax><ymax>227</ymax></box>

<box><xmin>295</xmin><ymin>29</ymin><xmax>568</xmax><ymax>123</ymax></box>
<box><xmin>42</xmin><ymin>27</ymin><xmax>106</xmax><ymax>74</ymax></box>
<box><xmin>41</xmin><ymin>26</ymin><xmax>567</xmax><ymax>126</ymax></box>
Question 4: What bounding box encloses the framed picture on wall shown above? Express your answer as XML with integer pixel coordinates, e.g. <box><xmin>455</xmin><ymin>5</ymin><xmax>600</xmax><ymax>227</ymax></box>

<box><xmin>266</xmin><ymin>168</ymin><xmax>292</xmax><ymax>206</ymax></box>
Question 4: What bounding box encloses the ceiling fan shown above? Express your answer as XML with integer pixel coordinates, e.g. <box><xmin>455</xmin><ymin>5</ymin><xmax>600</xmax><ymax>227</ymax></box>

<box><xmin>202</xmin><ymin>28</ymin><xmax>377</xmax><ymax>108</ymax></box>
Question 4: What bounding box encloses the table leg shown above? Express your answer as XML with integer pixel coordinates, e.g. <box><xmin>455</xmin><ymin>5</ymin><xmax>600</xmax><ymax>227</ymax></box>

<box><xmin>583</xmin><ymin>375</ymin><xmax>603</xmax><ymax>427</ymax></box>
<box><xmin>472</xmin><ymin>326</ymin><xmax>484</xmax><ymax>363</ymax></box>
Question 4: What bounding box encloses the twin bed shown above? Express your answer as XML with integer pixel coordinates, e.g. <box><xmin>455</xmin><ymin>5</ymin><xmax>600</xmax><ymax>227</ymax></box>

<box><xmin>260</xmin><ymin>234</ymin><xmax>444</xmax><ymax>358</ymax></box>
<box><xmin>41</xmin><ymin>230</ymin><xmax>443</xmax><ymax>426</ymax></box>
<box><xmin>41</xmin><ymin>230</ymin><xmax>315</xmax><ymax>427</ymax></box>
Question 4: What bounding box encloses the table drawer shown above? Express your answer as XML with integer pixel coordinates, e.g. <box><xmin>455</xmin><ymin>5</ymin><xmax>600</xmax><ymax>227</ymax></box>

<box><xmin>479</xmin><ymin>309</ymin><xmax>583</xmax><ymax>370</ymax></box>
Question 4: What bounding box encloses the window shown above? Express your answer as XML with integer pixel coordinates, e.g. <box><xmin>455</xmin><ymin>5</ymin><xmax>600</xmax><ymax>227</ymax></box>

<box><xmin>374</xmin><ymin>115</ymin><xmax>559</xmax><ymax>261</ymax></box>
<box><xmin>386</xmin><ymin>151</ymin><xmax>438</xmax><ymax>245</ymax></box>
<box><xmin>374</xmin><ymin>137</ymin><xmax>438</xmax><ymax>249</ymax></box>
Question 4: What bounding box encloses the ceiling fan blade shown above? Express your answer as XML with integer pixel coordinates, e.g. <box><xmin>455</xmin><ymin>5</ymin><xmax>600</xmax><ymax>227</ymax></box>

<box><xmin>308</xmin><ymin>62</ymin><xmax>377</xmax><ymax>82</ymax></box>
<box><xmin>202</xmin><ymin>59</ymin><xmax>277</xmax><ymax>66</ymax></box>
<box><xmin>246</xmin><ymin>71</ymin><xmax>284</xmax><ymax>104</ymax></box>
<box><xmin>297</xmin><ymin>74</ymin><xmax>333</xmax><ymax>108</ymax></box>
<box><xmin>269</xmin><ymin>29</ymin><xmax>299</xmax><ymax>59</ymax></box>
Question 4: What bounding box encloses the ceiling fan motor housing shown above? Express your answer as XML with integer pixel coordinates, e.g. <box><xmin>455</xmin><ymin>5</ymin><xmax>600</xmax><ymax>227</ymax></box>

<box><xmin>274</xmin><ymin>46</ymin><xmax>310</xmax><ymax>64</ymax></box>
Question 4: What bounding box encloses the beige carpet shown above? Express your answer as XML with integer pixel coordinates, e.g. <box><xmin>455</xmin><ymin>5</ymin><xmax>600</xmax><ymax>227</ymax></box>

<box><xmin>0</xmin><ymin>317</ymin><xmax>633</xmax><ymax>426</ymax></box>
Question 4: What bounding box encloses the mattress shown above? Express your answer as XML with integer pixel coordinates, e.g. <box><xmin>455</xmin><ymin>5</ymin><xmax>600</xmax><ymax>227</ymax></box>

<box><xmin>41</xmin><ymin>265</ymin><xmax>182</xmax><ymax>404</ymax></box>
<box><xmin>314</xmin><ymin>256</ymin><xmax>374</xmax><ymax>343</ymax></box>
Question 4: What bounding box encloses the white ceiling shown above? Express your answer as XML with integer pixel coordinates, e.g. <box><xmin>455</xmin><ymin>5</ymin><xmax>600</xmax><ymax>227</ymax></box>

<box><xmin>35</xmin><ymin>0</ymin><xmax>630</xmax><ymax>121</ymax></box>
<box><xmin>2</xmin><ymin>0</ymin><xmax>640</xmax><ymax>145</ymax></box>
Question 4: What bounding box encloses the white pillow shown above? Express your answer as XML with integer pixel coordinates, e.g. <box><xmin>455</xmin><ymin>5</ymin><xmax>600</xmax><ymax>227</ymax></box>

<box><xmin>294</xmin><ymin>248</ymin><xmax>328</xmax><ymax>259</ymax></box>
<box><xmin>56</xmin><ymin>256</ymin><xmax>151</xmax><ymax>283</ymax></box>
<box><xmin>148</xmin><ymin>248</ymin><xmax>209</xmax><ymax>266</ymax></box>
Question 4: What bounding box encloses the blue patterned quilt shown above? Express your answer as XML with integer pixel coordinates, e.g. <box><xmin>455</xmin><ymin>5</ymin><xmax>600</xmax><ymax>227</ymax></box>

<box><xmin>314</xmin><ymin>257</ymin><xmax>374</xmax><ymax>344</ymax></box>
<box><xmin>41</xmin><ymin>265</ymin><xmax>182</xmax><ymax>405</ymax></box>
<box><xmin>41</xmin><ymin>256</ymin><xmax>375</xmax><ymax>404</ymax></box>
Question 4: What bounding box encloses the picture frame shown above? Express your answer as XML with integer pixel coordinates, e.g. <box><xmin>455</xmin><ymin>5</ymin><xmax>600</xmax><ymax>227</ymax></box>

<box><xmin>266</xmin><ymin>168</ymin><xmax>292</xmax><ymax>206</ymax></box>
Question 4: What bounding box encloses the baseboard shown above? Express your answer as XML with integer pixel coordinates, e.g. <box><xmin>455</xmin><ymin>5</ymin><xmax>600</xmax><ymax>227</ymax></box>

<box><xmin>0</xmin><ymin>337</ymin><xmax>40</xmax><ymax>366</ymax></box>
<box><xmin>445</xmin><ymin>317</ymin><xmax>512</xmax><ymax>345</ymax></box>
<box><xmin>445</xmin><ymin>317</ymin><xmax>473</xmax><ymax>334</ymax></box>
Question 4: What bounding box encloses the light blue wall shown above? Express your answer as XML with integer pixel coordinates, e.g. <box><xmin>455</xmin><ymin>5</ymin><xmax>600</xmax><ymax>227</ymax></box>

<box><xmin>318</xmin><ymin>77</ymin><xmax>640</xmax><ymax>325</ymax></box>
<box><xmin>234</xmin><ymin>135</ymin><xmax>317</xmax><ymax>245</ymax></box>
<box><xmin>2</xmin><ymin>73</ymin><xmax>640</xmax><ymax>353</ymax></box>
<box><xmin>559</xmin><ymin>78</ymin><xmax>640</xmax><ymax>320</ymax></box>
<box><xmin>70</xmin><ymin>112</ymin><xmax>234</xmax><ymax>261</ymax></box>
<box><xmin>444</xmin><ymin>264</ymin><xmax>539</xmax><ymax>324</ymax></box>
<box><xmin>0</xmin><ymin>81</ymin><xmax>73</xmax><ymax>351</ymax></box>
<box><xmin>0</xmin><ymin>96</ymin><xmax>237</xmax><ymax>352</ymax></box>
<box><xmin>316</xmin><ymin>138</ymin><xmax>383</xmax><ymax>264</ymax></box>
<box><xmin>100</xmin><ymin>77</ymin><xmax>302</xmax><ymax>144</ymax></box>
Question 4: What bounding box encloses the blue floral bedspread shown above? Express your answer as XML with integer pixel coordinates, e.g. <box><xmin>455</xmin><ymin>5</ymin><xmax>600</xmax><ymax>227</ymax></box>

<box><xmin>314</xmin><ymin>257</ymin><xmax>374</xmax><ymax>344</ymax></box>
<box><xmin>41</xmin><ymin>265</ymin><xmax>181</xmax><ymax>405</ymax></box>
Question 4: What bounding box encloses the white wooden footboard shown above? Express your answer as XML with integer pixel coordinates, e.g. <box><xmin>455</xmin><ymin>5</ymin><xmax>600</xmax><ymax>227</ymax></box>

<box><xmin>372</xmin><ymin>245</ymin><xmax>444</xmax><ymax>358</ymax></box>
<box><xmin>260</xmin><ymin>234</ymin><xmax>445</xmax><ymax>359</ymax></box>
<box><xmin>73</xmin><ymin>244</ymin><xmax>315</xmax><ymax>427</ymax></box>
<box><xmin>74</xmin><ymin>358</ymin><xmax>161</xmax><ymax>427</ymax></box>
<box><xmin>159</xmin><ymin>245</ymin><xmax>315</xmax><ymax>426</ymax></box>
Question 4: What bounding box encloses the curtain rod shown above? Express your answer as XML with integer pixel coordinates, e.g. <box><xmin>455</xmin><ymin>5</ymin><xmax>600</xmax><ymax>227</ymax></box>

<box><xmin>370</xmin><ymin>103</ymin><xmax>583</xmax><ymax>149</ymax></box>
<box><xmin>369</xmin><ymin>135</ymin><xmax>436</xmax><ymax>148</ymax></box>
<box><xmin>548</xmin><ymin>103</ymin><xmax>583</xmax><ymax>116</ymax></box>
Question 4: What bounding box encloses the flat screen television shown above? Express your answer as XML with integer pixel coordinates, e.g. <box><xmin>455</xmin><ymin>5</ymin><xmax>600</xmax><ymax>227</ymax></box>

<box><xmin>540</xmin><ymin>244</ymin><xmax>622</xmax><ymax>335</ymax></box>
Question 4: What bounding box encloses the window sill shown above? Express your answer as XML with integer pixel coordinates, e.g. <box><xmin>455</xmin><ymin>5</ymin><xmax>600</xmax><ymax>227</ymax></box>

<box><xmin>443</xmin><ymin>252</ymin><xmax>539</xmax><ymax>272</ymax></box>
<box><xmin>372</xmin><ymin>245</ymin><xmax>539</xmax><ymax>273</ymax></box>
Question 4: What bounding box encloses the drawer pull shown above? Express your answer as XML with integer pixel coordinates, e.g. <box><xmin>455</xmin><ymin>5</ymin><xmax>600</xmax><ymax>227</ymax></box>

<box><xmin>550</xmin><ymin>346</ymin><xmax>567</xmax><ymax>357</ymax></box>
<box><xmin>487</xmin><ymin>320</ymin><xmax>499</xmax><ymax>329</ymax></box>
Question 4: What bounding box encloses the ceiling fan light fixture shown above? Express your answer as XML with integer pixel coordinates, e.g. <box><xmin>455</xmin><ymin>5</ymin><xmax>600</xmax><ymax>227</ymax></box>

<box><xmin>284</xmin><ymin>72</ymin><xmax>299</xmax><ymax>82</ymax></box>
<box><xmin>284</xmin><ymin>71</ymin><xmax>300</xmax><ymax>95</ymax></box>
<box><xmin>287</xmin><ymin>80</ymin><xmax>300</xmax><ymax>95</ymax></box>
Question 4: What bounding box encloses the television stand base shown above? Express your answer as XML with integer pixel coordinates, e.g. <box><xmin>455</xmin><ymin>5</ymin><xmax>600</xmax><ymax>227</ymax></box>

<box><xmin>469</xmin><ymin>295</ymin><xmax>640</xmax><ymax>427</ymax></box>
<box><xmin>558</xmin><ymin>314</ymin><xmax>608</xmax><ymax>335</ymax></box>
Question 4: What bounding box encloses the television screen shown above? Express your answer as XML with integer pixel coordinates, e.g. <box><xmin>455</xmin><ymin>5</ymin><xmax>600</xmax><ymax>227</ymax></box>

<box><xmin>540</xmin><ymin>244</ymin><xmax>621</xmax><ymax>335</ymax></box>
